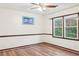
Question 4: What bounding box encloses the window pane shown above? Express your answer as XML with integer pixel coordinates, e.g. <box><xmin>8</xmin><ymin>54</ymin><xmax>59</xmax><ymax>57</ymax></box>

<box><xmin>55</xmin><ymin>28</ymin><xmax>62</xmax><ymax>36</ymax></box>
<box><xmin>55</xmin><ymin>19</ymin><xmax>62</xmax><ymax>27</ymax></box>
<box><xmin>64</xmin><ymin>14</ymin><xmax>78</xmax><ymax>39</ymax></box>
<box><xmin>66</xmin><ymin>17</ymin><xmax>77</xmax><ymax>26</ymax></box>
<box><xmin>53</xmin><ymin>17</ymin><xmax>63</xmax><ymax>37</ymax></box>
<box><xmin>66</xmin><ymin>27</ymin><xmax>77</xmax><ymax>38</ymax></box>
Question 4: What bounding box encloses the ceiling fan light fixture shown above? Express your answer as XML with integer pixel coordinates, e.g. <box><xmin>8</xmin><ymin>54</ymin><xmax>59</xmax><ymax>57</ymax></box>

<box><xmin>42</xmin><ymin>7</ymin><xmax>46</xmax><ymax>10</ymax></box>
<box><xmin>37</xmin><ymin>7</ymin><xmax>42</xmax><ymax>12</ymax></box>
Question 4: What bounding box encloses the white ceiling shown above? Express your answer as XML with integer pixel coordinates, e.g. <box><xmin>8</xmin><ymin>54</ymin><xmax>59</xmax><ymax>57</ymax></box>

<box><xmin>0</xmin><ymin>3</ymin><xmax>79</xmax><ymax>15</ymax></box>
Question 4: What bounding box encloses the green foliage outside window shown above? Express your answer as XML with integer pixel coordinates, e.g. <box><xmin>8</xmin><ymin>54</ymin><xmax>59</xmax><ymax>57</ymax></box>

<box><xmin>54</xmin><ymin>18</ymin><xmax>62</xmax><ymax>37</ymax></box>
<box><xmin>55</xmin><ymin>28</ymin><xmax>62</xmax><ymax>36</ymax></box>
<box><xmin>66</xmin><ymin>27</ymin><xmax>77</xmax><ymax>38</ymax></box>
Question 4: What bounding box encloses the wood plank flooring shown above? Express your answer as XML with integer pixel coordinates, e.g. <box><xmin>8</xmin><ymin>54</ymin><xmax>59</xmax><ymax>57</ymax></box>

<box><xmin>0</xmin><ymin>42</ymin><xmax>79</xmax><ymax>56</ymax></box>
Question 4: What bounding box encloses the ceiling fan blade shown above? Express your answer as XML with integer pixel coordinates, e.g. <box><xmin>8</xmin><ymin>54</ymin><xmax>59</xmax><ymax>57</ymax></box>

<box><xmin>31</xmin><ymin>3</ymin><xmax>38</xmax><ymax>5</ymax></box>
<box><xmin>30</xmin><ymin>7</ymin><xmax>38</xmax><ymax>9</ymax></box>
<box><xmin>46</xmin><ymin>5</ymin><xmax>57</xmax><ymax>8</ymax></box>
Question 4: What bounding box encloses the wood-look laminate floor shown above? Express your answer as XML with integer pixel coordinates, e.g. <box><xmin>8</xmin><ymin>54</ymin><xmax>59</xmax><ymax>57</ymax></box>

<box><xmin>0</xmin><ymin>42</ymin><xmax>79</xmax><ymax>56</ymax></box>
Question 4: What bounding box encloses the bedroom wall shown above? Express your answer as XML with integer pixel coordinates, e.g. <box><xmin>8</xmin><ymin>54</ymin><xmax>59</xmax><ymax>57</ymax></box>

<box><xmin>44</xmin><ymin>5</ymin><xmax>79</xmax><ymax>51</ymax></box>
<box><xmin>0</xmin><ymin>8</ymin><xmax>44</xmax><ymax>50</ymax></box>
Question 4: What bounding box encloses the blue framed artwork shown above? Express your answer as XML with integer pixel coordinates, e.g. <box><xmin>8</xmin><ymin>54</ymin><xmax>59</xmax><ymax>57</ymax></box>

<box><xmin>22</xmin><ymin>16</ymin><xmax>34</xmax><ymax>25</ymax></box>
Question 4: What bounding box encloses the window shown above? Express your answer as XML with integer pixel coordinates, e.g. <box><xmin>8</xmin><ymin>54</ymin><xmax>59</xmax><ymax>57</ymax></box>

<box><xmin>52</xmin><ymin>14</ymin><xmax>79</xmax><ymax>40</ymax></box>
<box><xmin>53</xmin><ymin>17</ymin><xmax>63</xmax><ymax>37</ymax></box>
<box><xmin>64</xmin><ymin>14</ymin><xmax>78</xmax><ymax>39</ymax></box>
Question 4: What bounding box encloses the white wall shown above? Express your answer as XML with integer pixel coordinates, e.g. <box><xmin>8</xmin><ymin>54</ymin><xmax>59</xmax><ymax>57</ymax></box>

<box><xmin>0</xmin><ymin>8</ymin><xmax>44</xmax><ymax>50</ymax></box>
<box><xmin>44</xmin><ymin>5</ymin><xmax>79</xmax><ymax>51</ymax></box>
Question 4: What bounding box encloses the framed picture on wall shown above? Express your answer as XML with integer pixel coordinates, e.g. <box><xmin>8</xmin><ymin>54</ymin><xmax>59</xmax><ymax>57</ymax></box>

<box><xmin>22</xmin><ymin>16</ymin><xmax>34</xmax><ymax>24</ymax></box>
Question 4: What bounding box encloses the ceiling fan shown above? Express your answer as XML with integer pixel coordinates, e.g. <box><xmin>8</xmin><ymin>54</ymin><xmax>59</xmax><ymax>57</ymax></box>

<box><xmin>31</xmin><ymin>3</ymin><xmax>57</xmax><ymax>12</ymax></box>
